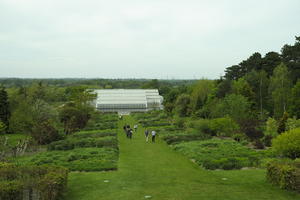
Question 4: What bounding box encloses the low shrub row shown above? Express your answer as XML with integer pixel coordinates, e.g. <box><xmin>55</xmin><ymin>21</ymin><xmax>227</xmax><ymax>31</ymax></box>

<box><xmin>172</xmin><ymin>139</ymin><xmax>273</xmax><ymax>170</ymax></box>
<box><xmin>16</xmin><ymin>147</ymin><xmax>118</xmax><ymax>171</ymax></box>
<box><xmin>186</xmin><ymin>117</ymin><xmax>240</xmax><ymax>137</ymax></box>
<box><xmin>84</xmin><ymin>122</ymin><xmax>118</xmax><ymax>130</ymax></box>
<box><xmin>72</xmin><ymin>130</ymin><xmax>116</xmax><ymax>138</ymax></box>
<box><xmin>267</xmin><ymin>160</ymin><xmax>300</xmax><ymax>192</ymax></box>
<box><xmin>48</xmin><ymin>136</ymin><xmax>117</xmax><ymax>151</ymax></box>
<box><xmin>84</xmin><ymin>113</ymin><xmax>119</xmax><ymax>131</ymax></box>
<box><xmin>0</xmin><ymin>162</ymin><xmax>68</xmax><ymax>200</ymax></box>
<box><xmin>162</xmin><ymin>132</ymin><xmax>211</xmax><ymax>144</ymax></box>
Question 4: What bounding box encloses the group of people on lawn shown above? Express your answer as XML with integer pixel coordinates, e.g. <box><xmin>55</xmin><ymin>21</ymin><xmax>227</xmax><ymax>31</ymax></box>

<box><xmin>123</xmin><ymin>124</ymin><xmax>157</xmax><ymax>143</ymax></box>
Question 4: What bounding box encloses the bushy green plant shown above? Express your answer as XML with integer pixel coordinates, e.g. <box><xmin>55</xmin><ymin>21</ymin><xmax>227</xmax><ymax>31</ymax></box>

<box><xmin>172</xmin><ymin>139</ymin><xmax>272</xmax><ymax>170</ymax></box>
<box><xmin>0</xmin><ymin>180</ymin><xmax>23</xmax><ymax>200</ymax></box>
<box><xmin>16</xmin><ymin>148</ymin><xmax>118</xmax><ymax>171</ymax></box>
<box><xmin>272</xmin><ymin>128</ymin><xmax>300</xmax><ymax>159</ymax></box>
<box><xmin>73</xmin><ymin>130</ymin><xmax>116</xmax><ymax>138</ymax></box>
<box><xmin>162</xmin><ymin>132</ymin><xmax>211</xmax><ymax>145</ymax></box>
<box><xmin>190</xmin><ymin>119</ymin><xmax>214</xmax><ymax>135</ymax></box>
<box><xmin>264</xmin><ymin>117</ymin><xmax>278</xmax><ymax>137</ymax></box>
<box><xmin>188</xmin><ymin>117</ymin><xmax>239</xmax><ymax>137</ymax></box>
<box><xmin>266</xmin><ymin>160</ymin><xmax>300</xmax><ymax>192</ymax></box>
<box><xmin>286</xmin><ymin>117</ymin><xmax>300</xmax><ymax>131</ymax></box>
<box><xmin>0</xmin><ymin>121</ymin><xmax>6</xmax><ymax>134</ymax></box>
<box><xmin>48</xmin><ymin>136</ymin><xmax>117</xmax><ymax>151</ymax></box>
<box><xmin>210</xmin><ymin>117</ymin><xmax>239</xmax><ymax>137</ymax></box>
<box><xmin>0</xmin><ymin>163</ymin><xmax>68</xmax><ymax>200</ymax></box>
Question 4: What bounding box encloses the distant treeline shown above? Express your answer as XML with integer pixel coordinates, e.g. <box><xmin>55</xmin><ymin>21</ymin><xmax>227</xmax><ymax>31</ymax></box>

<box><xmin>0</xmin><ymin>78</ymin><xmax>196</xmax><ymax>90</ymax></box>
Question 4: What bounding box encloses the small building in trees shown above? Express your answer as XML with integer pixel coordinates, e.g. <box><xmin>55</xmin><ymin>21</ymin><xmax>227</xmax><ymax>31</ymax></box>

<box><xmin>93</xmin><ymin>89</ymin><xmax>163</xmax><ymax>114</ymax></box>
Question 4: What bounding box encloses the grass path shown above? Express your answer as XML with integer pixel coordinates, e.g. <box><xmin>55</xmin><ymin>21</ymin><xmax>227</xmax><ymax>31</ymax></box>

<box><xmin>65</xmin><ymin>116</ymin><xmax>299</xmax><ymax>200</ymax></box>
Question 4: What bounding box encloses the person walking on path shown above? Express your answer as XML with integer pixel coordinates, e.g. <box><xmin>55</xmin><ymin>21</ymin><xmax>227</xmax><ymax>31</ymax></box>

<box><xmin>151</xmin><ymin>130</ymin><xmax>156</xmax><ymax>143</ymax></box>
<box><xmin>144</xmin><ymin>129</ymin><xmax>149</xmax><ymax>142</ymax></box>
<box><xmin>134</xmin><ymin>124</ymin><xmax>138</xmax><ymax>132</ymax></box>
<box><xmin>129</xmin><ymin>128</ymin><xmax>133</xmax><ymax>139</ymax></box>
<box><xmin>125</xmin><ymin>125</ymin><xmax>131</xmax><ymax>138</ymax></box>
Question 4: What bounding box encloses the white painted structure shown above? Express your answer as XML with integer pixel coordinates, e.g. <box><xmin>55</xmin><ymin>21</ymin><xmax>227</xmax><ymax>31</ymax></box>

<box><xmin>93</xmin><ymin>89</ymin><xmax>163</xmax><ymax>114</ymax></box>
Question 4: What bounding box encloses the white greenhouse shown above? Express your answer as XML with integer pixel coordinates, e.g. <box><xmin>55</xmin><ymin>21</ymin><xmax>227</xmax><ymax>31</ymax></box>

<box><xmin>93</xmin><ymin>89</ymin><xmax>163</xmax><ymax>114</ymax></box>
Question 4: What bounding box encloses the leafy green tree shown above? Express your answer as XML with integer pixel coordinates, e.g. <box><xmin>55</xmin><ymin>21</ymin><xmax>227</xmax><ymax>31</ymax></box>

<box><xmin>60</xmin><ymin>88</ymin><xmax>95</xmax><ymax>135</ymax></box>
<box><xmin>264</xmin><ymin>117</ymin><xmax>278</xmax><ymax>137</ymax></box>
<box><xmin>289</xmin><ymin>80</ymin><xmax>300</xmax><ymax>118</ymax></box>
<box><xmin>142</xmin><ymin>79</ymin><xmax>160</xmax><ymax>89</ymax></box>
<box><xmin>59</xmin><ymin>102</ymin><xmax>92</xmax><ymax>135</ymax></box>
<box><xmin>211</xmin><ymin>94</ymin><xmax>251</xmax><ymax>122</ymax></box>
<box><xmin>31</xmin><ymin>120</ymin><xmax>60</xmax><ymax>145</ymax></box>
<box><xmin>215</xmin><ymin>79</ymin><xmax>232</xmax><ymax>98</ymax></box>
<box><xmin>286</xmin><ymin>117</ymin><xmax>300</xmax><ymax>131</ymax></box>
<box><xmin>232</xmin><ymin>78</ymin><xmax>255</xmax><ymax>103</ymax></box>
<box><xmin>175</xmin><ymin>94</ymin><xmax>192</xmax><ymax>117</ymax></box>
<box><xmin>30</xmin><ymin>100</ymin><xmax>60</xmax><ymax>144</ymax></box>
<box><xmin>9</xmin><ymin>99</ymin><xmax>34</xmax><ymax>134</ymax></box>
<box><xmin>245</xmin><ymin>70</ymin><xmax>270</xmax><ymax>120</ymax></box>
<box><xmin>0</xmin><ymin>86</ymin><xmax>10</xmax><ymax>132</ymax></box>
<box><xmin>277</xmin><ymin>112</ymin><xmax>289</xmax><ymax>134</ymax></box>
<box><xmin>269</xmin><ymin>63</ymin><xmax>292</xmax><ymax>119</ymax></box>
<box><xmin>191</xmin><ymin>79</ymin><xmax>215</xmax><ymax>111</ymax></box>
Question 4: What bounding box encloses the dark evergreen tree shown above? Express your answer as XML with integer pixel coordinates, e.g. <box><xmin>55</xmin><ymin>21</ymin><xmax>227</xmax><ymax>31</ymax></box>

<box><xmin>261</xmin><ymin>52</ymin><xmax>282</xmax><ymax>77</ymax></box>
<box><xmin>0</xmin><ymin>86</ymin><xmax>10</xmax><ymax>132</ymax></box>
<box><xmin>281</xmin><ymin>36</ymin><xmax>300</xmax><ymax>84</ymax></box>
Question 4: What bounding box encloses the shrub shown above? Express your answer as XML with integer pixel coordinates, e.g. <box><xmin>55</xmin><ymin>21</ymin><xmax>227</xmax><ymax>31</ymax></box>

<box><xmin>172</xmin><ymin>139</ymin><xmax>272</xmax><ymax>170</ymax></box>
<box><xmin>48</xmin><ymin>136</ymin><xmax>117</xmax><ymax>151</ymax></box>
<box><xmin>286</xmin><ymin>117</ymin><xmax>300</xmax><ymax>131</ymax></box>
<box><xmin>0</xmin><ymin>163</ymin><xmax>68</xmax><ymax>200</ymax></box>
<box><xmin>38</xmin><ymin>170</ymin><xmax>68</xmax><ymax>200</ymax></box>
<box><xmin>162</xmin><ymin>132</ymin><xmax>211</xmax><ymax>145</ymax></box>
<box><xmin>16</xmin><ymin>148</ymin><xmax>118</xmax><ymax>171</ymax></box>
<box><xmin>31</xmin><ymin>120</ymin><xmax>61</xmax><ymax>145</ymax></box>
<box><xmin>0</xmin><ymin>180</ymin><xmax>23</xmax><ymax>200</ymax></box>
<box><xmin>272</xmin><ymin>128</ymin><xmax>300</xmax><ymax>159</ymax></box>
<box><xmin>188</xmin><ymin>117</ymin><xmax>239</xmax><ymax>137</ymax></box>
<box><xmin>266</xmin><ymin>160</ymin><xmax>300</xmax><ymax>192</ymax></box>
<box><xmin>190</xmin><ymin>119</ymin><xmax>215</xmax><ymax>136</ymax></box>
<box><xmin>210</xmin><ymin>117</ymin><xmax>239</xmax><ymax>137</ymax></box>
<box><xmin>264</xmin><ymin>117</ymin><xmax>278</xmax><ymax>137</ymax></box>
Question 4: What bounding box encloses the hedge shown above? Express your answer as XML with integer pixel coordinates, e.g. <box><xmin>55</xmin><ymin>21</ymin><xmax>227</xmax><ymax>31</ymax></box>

<box><xmin>266</xmin><ymin>160</ymin><xmax>300</xmax><ymax>192</ymax></box>
<box><xmin>47</xmin><ymin>136</ymin><xmax>118</xmax><ymax>151</ymax></box>
<box><xmin>0</xmin><ymin>163</ymin><xmax>68</xmax><ymax>200</ymax></box>
<box><xmin>162</xmin><ymin>133</ymin><xmax>211</xmax><ymax>145</ymax></box>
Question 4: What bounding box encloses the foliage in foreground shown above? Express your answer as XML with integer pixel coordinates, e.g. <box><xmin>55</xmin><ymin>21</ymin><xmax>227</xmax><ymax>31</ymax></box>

<box><xmin>13</xmin><ymin>128</ymin><xmax>119</xmax><ymax>172</ymax></box>
<box><xmin>48</xmin><ymin>136</ymin><xmax>117</xmax><ymax>151</ymax></box>
<box><xmin>172</xmin><ymin>139</ymin><xmax>273</xmax><ymax>170</ymax></box>
<box><xmin>272</xmin><ymin>128</ymin><xmax>300</xmax><ymax>159</ymax></box>
<box><xmin>0</xmin><ymin>162</ymin><xmax>68</xmax><ymax>200</ymax></box>
<box><xmin>267</xmin><ymin>159</ymin><xmax>300</xmax><ymax>192</ymax></box>
<box><xmin>15</xmin><ymin>147</ymin><xmax>118</xmax><ymax>171</ymax></box>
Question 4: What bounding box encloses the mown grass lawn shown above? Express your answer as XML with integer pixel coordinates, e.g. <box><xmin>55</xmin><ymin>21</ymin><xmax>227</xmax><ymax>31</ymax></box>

<box><xmin>65</xmin><ymin>116</ymin><xmax>300</xmax><ymax>200</ymax></box>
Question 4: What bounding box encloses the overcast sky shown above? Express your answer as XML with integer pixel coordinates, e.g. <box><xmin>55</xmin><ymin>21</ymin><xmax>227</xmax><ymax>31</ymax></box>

<box><xmin>0</xmin><ymin>0</ymin><xmax>299</xmax><ymax>79</ymax></box>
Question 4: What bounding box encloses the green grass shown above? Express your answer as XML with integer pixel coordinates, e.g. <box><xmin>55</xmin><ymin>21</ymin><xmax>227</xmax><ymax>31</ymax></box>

<box><xmin>65</xmin><ymin>116</ymin><xmax>300</xmax><ymax>200</ymax></box>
